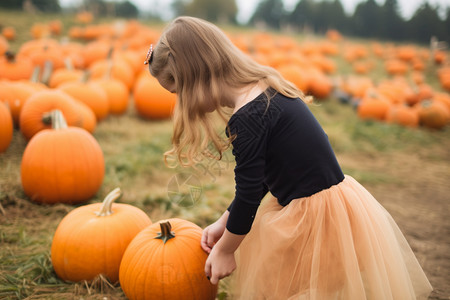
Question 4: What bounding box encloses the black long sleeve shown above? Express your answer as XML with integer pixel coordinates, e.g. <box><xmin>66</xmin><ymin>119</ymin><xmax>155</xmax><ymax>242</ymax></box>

<box><xmin>225</xmin><ymin>90</ymin><xmax>344</xmax><ymax>235</ymax></box>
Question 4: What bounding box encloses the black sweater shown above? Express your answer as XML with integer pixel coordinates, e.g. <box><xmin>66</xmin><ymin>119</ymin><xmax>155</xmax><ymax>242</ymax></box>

<box><xmin>226</xmin><ymin>90</ymin><xmax>344</xmax><ymax>235</ymax></box>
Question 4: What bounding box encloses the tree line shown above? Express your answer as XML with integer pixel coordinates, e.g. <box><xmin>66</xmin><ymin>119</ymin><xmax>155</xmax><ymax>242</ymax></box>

<box><xmin>248</xmin><ymin>0</ymin><xmax>450</xmax><ymax>45</ymax></box>
<box><xmin>1</xmin><ymin>0</ymin><xmax>448</xmax><ymax>45</ymax></box>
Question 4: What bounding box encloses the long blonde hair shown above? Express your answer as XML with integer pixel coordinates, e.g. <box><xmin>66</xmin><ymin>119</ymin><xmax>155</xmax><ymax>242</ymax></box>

<box><xmin>149</xmin><ymin>16</ymin><xmax>309</xmax><ymax>167</ymax></box>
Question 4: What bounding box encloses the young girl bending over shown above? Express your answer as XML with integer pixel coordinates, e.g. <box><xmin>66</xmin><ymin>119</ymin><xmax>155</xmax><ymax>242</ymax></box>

<box><xmin>146</xmin><ymin>16</ymin><xmax>432</xmax><ymax>300</ymax></box>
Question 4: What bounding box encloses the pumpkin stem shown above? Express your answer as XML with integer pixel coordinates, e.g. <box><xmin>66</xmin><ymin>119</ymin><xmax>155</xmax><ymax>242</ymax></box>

<box><xmin>155</xmin><ymin>221</ymin><xmax>176</xmax><ymax>244</ymax></box>
<box><xmin>95</xmin><ymin>187</ymin><xmax>122</xmax><ymax>216</ymax></box>
<box><xmin>30</xmin><ymin>65</ymin><xmax>41</xmax><ymax>83</ymax></box>
<box><xmin>5</xmin><ymin>51</ymin><xmax>16</xmax><ymax>63</ymax></box>
<box><xmin>40</xmin><ymin>60</ymin><xmax>53</xmax><ymax>85</ymax></box>
<box><xmin>49</xmin><ymin>110</ymin><xmax>68</xmax><ymax>130</ymax></box>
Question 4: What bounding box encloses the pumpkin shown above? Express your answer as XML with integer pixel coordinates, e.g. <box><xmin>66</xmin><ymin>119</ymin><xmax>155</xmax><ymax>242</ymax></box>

<box><xmin>414</xmin><ymin>99</ymin><xmax>450</xmax><ymax>130</ymax></box>
<box><xmin>0</xmin><ymin>81</ymin><xmax>37</xmax><ymax>126</ymax></box>
<box><xmin>357</xmin><ymin>91</ymin><xmax>392</xmax><ymax>121</ymax></box>
<box><xmin>19</xmin><ymin>89</ymin><xmax>82</xmax><ymax>140</ymax></box>
<box><xmin>386</xmin><ymin>104</ymin><xmax>419</xmax><ymax>128</ymax></box>
<box><xmin>21</xmin><ymin>110</ymin><xmax>104</xmax><ymax>204</ymax></box>
<box><xmin>0</xmin><ymin>51</ymin><xmax>34</xmax><ymax>81</ymax></box>
<box><xmin>48</xmin><ymin>68</ymin><xmax>83</xmax><ymax>88</ymax></box>
<box><xmin>277</xmin><ymin>64</ymin><xmax>310</xmax><ymax>93</ymax></box>
<box><xmin>133</xmin><ymin>75</ymin><xmax>177</xmax><ymax>119</ymax></box>
<box><xmin>59</xmin><ymin>77</ymin><xmax>109</xmax><ymax>121</ymax></box>
<box><xmin>119</xmin><ymin>219</ymin><xmax>218</xmax><ymax>300</ymax></box>
<box><xmin>91</xmin><ymin>78</ymin><xmax>129</xmax><ymax>115</ymax></box>
<box><xmin>51</xmin><ymin>188</ymin><xmax>152</xmax><ymax>283</ymax></box>
<box><xmin>89</xmin><ymin>58</ymin><xmax>135</xmax><ymax>91</ymax></box>
<box><xmin>0</xmin><ymin>101</ymin><xmax>13</xmax><ymax>152</ymax></box>
<box><xmin>2</xmin><ymin>26</ymin><xmax>16</xmax><ymax>41</ymax></box>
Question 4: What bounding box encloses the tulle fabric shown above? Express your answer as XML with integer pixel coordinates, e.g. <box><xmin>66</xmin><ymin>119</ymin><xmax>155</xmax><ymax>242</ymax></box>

<box><xmin>229</xmin><ymin>175</ymin><xmax>432</xmax><ymax>300</ymax></box>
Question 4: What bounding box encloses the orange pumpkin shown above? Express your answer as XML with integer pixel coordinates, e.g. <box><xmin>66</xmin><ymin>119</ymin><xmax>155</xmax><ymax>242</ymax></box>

<box><xmin>2</xmin><ymin>26</ymin><xmax>16</xmax><ymax>41</ymax></box>
<box><xmin>357</xmin><ymin>91</ymin><xmax>392</xmax><ymax>121</ymax></box>
<box><xmin>386</xmin><ymin>104</ymin><xmax>419</xmax><ymax>128</ymax></box>
<box><xmin>277</xmin><ymin>64</ymin><xmax>310</xmax><ymax>93</ymax></box>
<box><xmin>59</xmin><ymin>79</ymin><xmax>109</xmax><ymax>121</ymax></box>
<box><xmin>21</xmin><ymin>110</ymin><xmax>104</xmax><ymax>204</ymax></box>
<box><xmin>133</xmin><ymin>75</ymin><xmax>177</xmax><ymax>119</ymax></box>
<box><xmin>19</xmin><ymin>90</ymin><xmax>82</xmax><ymax>140</ymax></box>
<box><xmin>414</xmin><ymin>99</ymin><xmax>450</xmax><ymax>130</ymax></box>
<box><xmin>0</xmin><ymin>81</ymin><xmax>37</xmax><ymax>126</ymax></box>
<box><xmin>0</xmin><ymin>101</ymin><xmax>13</xmax><ymax>152</ymax></box>
<box><xmin>51</xmin><ymin>188</ymin><xmax>152</xmax><ymax>283</ymax></box>
<box><xmin>91</xmin><ymin>78</ymin><xmax>129</xmax><ymax>115</ymax></box>
<box><xmin>0</xmin><ymin>52</ymin><xmax>34</xmax><ymax>81</ymax></box>
<box><xmin>119</xmin><ymin>219</ymin><xmax>218</xmax><ymax>300</ymax></box>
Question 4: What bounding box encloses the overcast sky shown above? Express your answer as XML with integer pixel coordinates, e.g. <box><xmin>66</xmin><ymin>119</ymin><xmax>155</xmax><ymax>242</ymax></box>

<box><xmin>60</xmin><ymin>0</ymin><xmax>450</xmax><ymax>22</ymax></box>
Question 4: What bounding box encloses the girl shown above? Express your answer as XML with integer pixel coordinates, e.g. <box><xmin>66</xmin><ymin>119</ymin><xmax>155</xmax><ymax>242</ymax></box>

<box><xmin>147</xmin><ymin>16</ymin><xmax>432</xmax><ymax>300</ymax></box>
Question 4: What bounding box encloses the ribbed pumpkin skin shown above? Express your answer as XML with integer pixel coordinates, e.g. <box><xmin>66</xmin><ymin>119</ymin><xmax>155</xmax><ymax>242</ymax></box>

<box><xmin>119</xmin><ymin>218</ymin><xmax>218</xmax><ymax>300</ymax></box>
<box><xmin>0</xmin><ymin>101</ymin><xmax>13</xmax><ymax>152</ymax></box>
<box><xmin>51</xmin><ymin>202</ymin><xmax>152</xmax><ymax>283</ymax></box>
<box><xmin>19</xmin><ymin>90</ymin><xmax>81</xmax><ymax>140</ymax></box>
<box><xmin>133</xmin><ymin>75</ymin><xmax>177</xmax><ymax>119</ymax></box>
<box><xmin>21</xmin><ymin>127</ymin><xmax>104</xmax><ymax>204</ymax></box>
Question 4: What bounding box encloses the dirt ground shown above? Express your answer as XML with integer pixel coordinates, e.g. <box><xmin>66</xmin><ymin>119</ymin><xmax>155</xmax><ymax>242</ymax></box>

<box><xmin>338</xmin><ymin>150</ymin><xmax>450</xmax><ymax>300</ymax></box>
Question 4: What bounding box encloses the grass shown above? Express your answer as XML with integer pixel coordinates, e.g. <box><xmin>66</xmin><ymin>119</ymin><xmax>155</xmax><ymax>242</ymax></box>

<box><xmin>1</xmin><ymin>8</ymin><xmax>450</xmax><ymax>300</ymax></box>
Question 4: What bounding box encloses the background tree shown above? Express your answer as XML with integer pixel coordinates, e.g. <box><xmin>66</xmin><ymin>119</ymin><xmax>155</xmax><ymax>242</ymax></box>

<box><xmin>288</xmin><ymin>0</ymin><xmax>316</xmax><ymax>32</ymax></box>
<box><xmin>0</xmin><ymin>0</ymin><xmax>60</xmax><ymax>12</ymax></box>
<box><xmin>407</xmin><ymin>3</ymin><xmax>446</xmax><ymax>44</ymax></box>
<box><xmin>184</xmin><ymin>0</ymin><xmax>238</xmax><ymax>23</ymax></box>
<box><xmin>379</xmin><ymin>0</ymin><xmax>405</xmax><ymax>41</ymax></box>
<box><xmin>250</xmin><ymin>0</ymin><xmax>285</xmax><ymax>29</ymax></box>
<box><xmin>351</xmin><ymin>0</ymin><xmax>383</xmax><ymax>38</ymax></box>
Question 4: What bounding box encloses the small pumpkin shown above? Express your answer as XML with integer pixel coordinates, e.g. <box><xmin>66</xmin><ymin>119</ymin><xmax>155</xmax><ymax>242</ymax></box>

<box><xmin>51</xmin><ymin>188</ymin><xmax>152</xmax><ymax>283</ymax></box>
<box><xmin>0</xmin><ymin>101</ymin><xmax>13</xmax><ymax>152</ymax></box>
<box><xmin>357</xmin><ymin>90</ymin><xmax>392</xmax><ymax>121</ymax></box>
<box><xmin>386</xmin><ymin>104</ymin><xmax>419</xmax><ymax>128</ymax></box>
<box><xmin>119</xmin><ymin>218</ymin><xmax>218</xmax><ymax>300</ymax></box>
<box><xmin>21</xmin><ymin>110</ymin><xmax>104</xmax><ymax>204</ymax></box>
<box><xmin>133</xmin><ymin>75</ymin><xmax>177</xmax><ymax>119</ymax></box>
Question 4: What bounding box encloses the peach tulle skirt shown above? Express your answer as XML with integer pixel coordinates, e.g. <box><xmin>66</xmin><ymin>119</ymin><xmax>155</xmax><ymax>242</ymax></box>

<box><xmin>229</xmin><ymin>175</ymin><xmax>432</xmax><ymax>300</ymax></box>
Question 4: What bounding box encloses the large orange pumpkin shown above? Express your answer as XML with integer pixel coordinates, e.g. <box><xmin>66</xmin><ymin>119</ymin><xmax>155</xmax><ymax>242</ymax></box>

<box><xmin>19</xmin><ymin>89</ymin><xmax>82</xmax><ymax>140</ymax></box>
<box><xmin>21</xmin><ymin>110</ymin><xmax>104</xmax><ymax>204</ymax></box>
<box><xmin>133</xmin><ymin>75</ymin><xmax>177</xmax><ymax>119</ymax></box>
<box><xmin>119</xmin><ymin>218</ymin><xmax>218</xmax><ymax>300</ymax></box>
<box><xmin>0</xmin><ymin>81</ymin><xmax>37</xmax><ymax>126</ymax></box>
<box><xmin>0</xmin><ymin>101</ymin><xmax>13</xmax><ymax>152</ymax></box>
<box><xmin>51</xmin><ymin>188</ymin><xmax>152</xmax><ymax>283</ymax></box>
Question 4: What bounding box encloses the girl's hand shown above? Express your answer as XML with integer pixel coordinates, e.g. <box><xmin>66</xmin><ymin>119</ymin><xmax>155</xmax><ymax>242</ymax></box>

<box><xmin>204</xmin><ymin>247</ymin><xmax>236</xmax><ymax>285</ymax></box>
<box><xmin>201</xmin><ymin>220</ymin><xmax>226</xmax><ymax>254</ymax></box>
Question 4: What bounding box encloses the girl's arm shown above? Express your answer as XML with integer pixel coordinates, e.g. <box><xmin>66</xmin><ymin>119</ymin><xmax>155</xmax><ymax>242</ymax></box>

<box><xmin>201</xmin><ymin>210</ymin><xmax>230</xmax><ymax>253</ymax></box>
<box><xmin>204</xmin><ymin>228</ymin><xmax>246</xmax><ymax>285</ymax></box>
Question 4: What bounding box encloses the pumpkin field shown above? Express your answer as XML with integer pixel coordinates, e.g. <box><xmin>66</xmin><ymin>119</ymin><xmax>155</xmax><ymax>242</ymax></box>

<box><xmin>1</xmin><ymin>9</ymin><xmax>450</xmax><ymax>300</ymax></box>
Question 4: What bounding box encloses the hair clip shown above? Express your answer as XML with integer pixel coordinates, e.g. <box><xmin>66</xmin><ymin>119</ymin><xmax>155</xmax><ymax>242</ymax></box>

<box><xmin>144</xmin><ymin>44</ymin><xmax>153</xmax><ymax>65</ymax></box>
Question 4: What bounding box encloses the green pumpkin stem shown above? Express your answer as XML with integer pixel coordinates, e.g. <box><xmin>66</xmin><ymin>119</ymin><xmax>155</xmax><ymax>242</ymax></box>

<box><xmin>96</xmin><ymin>188</ymin><xmax>122</xmax><ymax>216</ymax></box>
<box><xmin>155</xmin><ymin>221</ymin><xmax>176</xmax><ymax>244</ymax></box>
